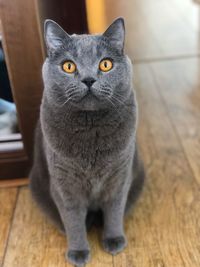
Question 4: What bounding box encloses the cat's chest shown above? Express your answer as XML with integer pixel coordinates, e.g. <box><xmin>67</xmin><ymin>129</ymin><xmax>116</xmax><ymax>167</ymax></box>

<box><xmin>63</xmin><ymin>121</ymin><xmax>134</xmax><ymax>167</ymax></box>
<box><xmin>43</xmin><ymin>105</ymin><xmax>136</xmax><ymax>167</ymax></box>
<box><xmin>52</xmin><ymin>156</ymin><xmax>121</xmax><ymax>202</ymax></box>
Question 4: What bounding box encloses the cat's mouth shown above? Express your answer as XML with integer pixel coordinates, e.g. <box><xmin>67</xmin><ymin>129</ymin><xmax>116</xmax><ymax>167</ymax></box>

<box><xmin>72</xmin><ymin>89</ymin><xmax>103</xmax><ymax>111</ymax></box>
<box><xmin>81</xmin><ymin>89</ymin><xmax>99</xmax><ymax>102</ymax></box>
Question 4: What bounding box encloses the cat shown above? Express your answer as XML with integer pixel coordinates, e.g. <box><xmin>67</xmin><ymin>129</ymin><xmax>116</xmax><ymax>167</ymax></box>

<box><xmin>30</xmin><ymin>18</ymin><xmax>145</xmax><ymax>267</ymax></box>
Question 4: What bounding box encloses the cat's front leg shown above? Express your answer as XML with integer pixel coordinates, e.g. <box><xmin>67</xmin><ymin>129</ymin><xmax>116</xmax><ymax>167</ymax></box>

<box><xmin>52</xmin><ymin>190</ymin><xmax>90</xmax><ymax>266</ymax></box>
<box><xmin>65</xmin><ymin>208</ymin><xmax>90</xmax><ymax>266</ymax></box>
<box><xmin>102</xmin><ymin>192</ymin><xmax>128</xmax><ymax>255</ymax></box>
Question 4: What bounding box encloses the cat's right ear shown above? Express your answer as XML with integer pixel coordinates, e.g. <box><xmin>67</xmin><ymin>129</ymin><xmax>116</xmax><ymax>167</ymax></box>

<box><xmin>103</xmin><ymin>18</ymin><xmax>125</xmax><ymax>52</ymax></box>
<box><xmin>44</xmin><ymin>20</ymin><xmax>71</xmax><ymax>53</ymax></box>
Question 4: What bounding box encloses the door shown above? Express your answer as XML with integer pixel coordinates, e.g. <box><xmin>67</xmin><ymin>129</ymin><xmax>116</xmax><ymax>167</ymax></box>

<box><xmin>0</xmin><ymin>0</ymin><xmax>88</xmax><ymax>179</ymax></box>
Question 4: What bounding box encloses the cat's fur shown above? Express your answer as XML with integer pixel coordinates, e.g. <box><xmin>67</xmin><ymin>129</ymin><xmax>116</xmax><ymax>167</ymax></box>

<box><xmin>30</xmin><ymin>18</ymin><xmax>145</xmax><ymax>266</ymax></box>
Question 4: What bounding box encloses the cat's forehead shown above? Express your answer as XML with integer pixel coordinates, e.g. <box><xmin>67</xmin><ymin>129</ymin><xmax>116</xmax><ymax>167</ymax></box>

<box><xmin>69</xmin><ymin>34</ymin><xmax>105</xmax><ymax>60</ymax></box>
<box><xmin>71</xmin><ymin>34</ymin><xmax>100</xmax><ymax>47</ymax></box>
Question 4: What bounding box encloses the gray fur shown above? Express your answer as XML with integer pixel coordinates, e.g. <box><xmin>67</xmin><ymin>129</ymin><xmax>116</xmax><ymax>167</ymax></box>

<box><xmin>30</xmin><ymin>18</ymin><xmax>145</xmax><ymax>266</ymax></box>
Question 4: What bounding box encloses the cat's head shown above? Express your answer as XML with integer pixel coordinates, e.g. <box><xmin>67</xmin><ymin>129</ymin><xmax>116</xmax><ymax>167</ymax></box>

<box><xmin>42</xmin><ymin>18</ymin><xmax>133</xmax><ymax>111</ymax></box>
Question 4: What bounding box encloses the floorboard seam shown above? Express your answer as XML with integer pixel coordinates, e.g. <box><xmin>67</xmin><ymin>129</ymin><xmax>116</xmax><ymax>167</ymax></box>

<box><xmin>133</xmin><ymin>54</ymin><xmax>200</xmax><ymax>64</ymax></box>
<box><xmin>1</xmin><ymin>188</ymin><xmax>20</xmax><ymax>267</ymax></box>
<box><xmin>148</xmin><ymin>62</ymin><xmax>200</xmax><ymax>189</ymax></box>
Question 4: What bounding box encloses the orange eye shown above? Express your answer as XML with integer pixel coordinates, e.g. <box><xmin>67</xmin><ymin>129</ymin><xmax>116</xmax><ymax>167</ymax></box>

<box><xmin>62</xmin><ymin>61</ymin><xmax>76</xmax><ymax>73</ymax></box>
<box><xmin>99</xmin><ymin>59</ymin><xmax>113</xmax><ymax>72</ymax></box>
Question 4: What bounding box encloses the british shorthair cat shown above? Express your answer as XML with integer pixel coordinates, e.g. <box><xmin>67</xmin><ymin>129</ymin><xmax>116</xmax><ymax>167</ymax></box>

<box><xmin>30</xmin><ymin>18</ymin><xmax>145</xmax><ymax>266</ymax></box>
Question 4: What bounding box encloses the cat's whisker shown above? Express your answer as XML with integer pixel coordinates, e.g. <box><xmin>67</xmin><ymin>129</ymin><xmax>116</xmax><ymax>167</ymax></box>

<box><xmin>60</xmin><ymin>95</ymin><xmax>74</xmax><ymax>107</ymax></box>
<box><xmin>57</xmin><ymin>89</ymin><xmax>79</xmax><ymax>106</ymax></box>
<box><xmin>99</xmin><ymin>88</ymin><xmax>131</xmax><ymax>114</ymax></box>
<box><xmin>110</xmin><ymin>95</ymin><xmax>132</xmax><ymax>113</ymax></box>
<box><xmin>67</xmin><ymin>91</ymin><xmax>77</xmax><ymax>99</ymax></box>
<box><xmin>100</xmin><ymin>88</ymin><xmax>112</xmax><ymax>96</ymax></box>
<box><xmin>110</xmin><ymin>95</ymin><xmax>125</xmax><ymax>106</ymax></box>
<box><xmin>105</xmin><ymin>97</ymin><xmax>122</xmax><ymax>120</ymax></box>
<box><xmin>101</xmin><ymin>84</ymin><xmax>127</xmax><ymax>100</ymax></box>
<box><xmin>113</xmin><ymin>92</ymin><xmax>127</xmax><ymax>102</ymax></box>
<box><xmin>100</xmin><ymin>88</ymin><xmax>127</xmax><ymax>102</ymax></box>
<box><xmin>53</xmin><ymin>80</ymin><xmax>69</xmax><ymax>92</ymax></box>
<box><xmin>65</xmin><ymin>86</ymin><xmax>77</xmax><ymax>95</ymax></box>
<box><xmin>100</xmin><ymin>88</ymin><xmax>130</xmax><ymax>111</ymax></box>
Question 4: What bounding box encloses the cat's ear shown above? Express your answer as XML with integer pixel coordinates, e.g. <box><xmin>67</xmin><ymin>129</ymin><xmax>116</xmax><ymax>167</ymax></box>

<box><xmin>44</xmin><ymin>19</ymin><xmax>71</xmax><ymax>53</ymax></box>
<box><xmin>103</xmin><ymin>18</ymin><xmax>125</xmax><ymax>52</ymax></box>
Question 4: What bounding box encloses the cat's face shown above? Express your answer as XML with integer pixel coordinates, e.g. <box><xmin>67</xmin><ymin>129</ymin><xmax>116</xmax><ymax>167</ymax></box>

<box><xmin>42</xmin><ymin>18</ymin><xmax>133</xmax><ymax>111</ymax></box>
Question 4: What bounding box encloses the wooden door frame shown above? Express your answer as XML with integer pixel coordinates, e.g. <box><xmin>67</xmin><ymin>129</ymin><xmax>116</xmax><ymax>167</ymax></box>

<box><xmin>0</xmin><ymin>0</ymin><xmax>88</xmax><ymax>179</ymax></box>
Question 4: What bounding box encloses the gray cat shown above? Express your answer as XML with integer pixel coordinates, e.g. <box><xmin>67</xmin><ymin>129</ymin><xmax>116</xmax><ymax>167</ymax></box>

<box><xmin>30</xmin><ymin>18</ymin><xmax>145</xmax><ymax>266</ymax></box>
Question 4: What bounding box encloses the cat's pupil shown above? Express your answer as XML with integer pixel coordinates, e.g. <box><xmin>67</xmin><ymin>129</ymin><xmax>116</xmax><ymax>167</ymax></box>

<box><xmin>104</xmin><ymin>61</ymin><xmax>107</xmax><ymax>68</ymax></box>
<box><xmin>68</xmin><ymin>63</ymin><xmax>71</xmax><ymax>70</ymax></box>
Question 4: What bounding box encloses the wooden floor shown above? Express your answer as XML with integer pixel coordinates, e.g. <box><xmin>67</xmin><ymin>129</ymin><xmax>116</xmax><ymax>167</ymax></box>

<box><xmin>1</xmin><ymin>0</ymin><xmax>200</xmax><ymax>266</ymax></box>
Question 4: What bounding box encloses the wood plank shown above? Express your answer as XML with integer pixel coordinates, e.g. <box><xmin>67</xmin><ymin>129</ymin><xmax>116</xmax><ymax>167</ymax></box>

<box><xmin>132</xmin><ymin>63</ymin><xmax>200</xmax><ymax>266</ymax></box>
<box><xmin>0</xmin><ymin>188</ymin><xmax>18</xmax><ymax>266</ymax></box>
<box><xmin>149</xmin><ymin>58</ymin><xmax>200</xmax><ymax>186</ymax></box>
<box><xmin>172</xmin><ymin>0</ymin><xmax>199</xmax><ymax>32</ymax></box>
<box><xmin>112</xmin><ymin>63</ymin><xmax>200</xmax><ymax>266</ymax></box>
<box><xmin>104</xmin><ymin>0</ymin><xmax>199</xmax><ymax>61</ymax></box>
<box><xmin>0</xmin><ymin>178</ymin><xmax>29</xmax><ymax>188</ymax></box>
<box><xmin>2</xmin><ymin>187</ymin><xmax>70</xmax><ymax>267</ymax></box>
<box><xmin>0</xmin><ymin>145</ymin><xmax>29</xmax><ymax>180</ymax></box>
<box><xmin>105</xmin><ymin>0</ymin><xmax>163</xmax><ymax>61</ymax></box>
<box><xmin>0</xmin><ymin>0</ymin><xmax>44</xmax><ymax>159</ymax></box>
<box><xmin>2</xmin><ymin>187</ymin><xmax>113</xmax><ymax>267</ymax></box>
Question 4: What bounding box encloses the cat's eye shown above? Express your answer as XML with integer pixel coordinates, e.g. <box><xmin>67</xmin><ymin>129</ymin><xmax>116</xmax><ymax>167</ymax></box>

<box><xmin>99</xmin><ymin>59</ymin><xmax>113</xmax><ymax>72</ymax></box>
<box><xmin>62</xmin><ymin>61</ymin><xmax>76</xmax><ymax>73</ymax></box>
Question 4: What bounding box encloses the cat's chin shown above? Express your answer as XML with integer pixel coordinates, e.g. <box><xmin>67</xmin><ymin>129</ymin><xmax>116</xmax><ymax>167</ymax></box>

<box><xmin>72</xmin><ymin>94</ymin><xmax>105</xmax><ymax>111</ymax></box>
<box><xmin>73</xmin><ymin>101</ymin><xmax>101</xmax><ymax>111</ymax></box>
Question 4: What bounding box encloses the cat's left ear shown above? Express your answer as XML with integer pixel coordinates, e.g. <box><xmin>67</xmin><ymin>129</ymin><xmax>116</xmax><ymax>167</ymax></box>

<box><xmin>103</xmin><ymin>18</ymin><xmax>125</xmax><ymax>52</ymax></box>
<box><xmin>44</xmin><ymin>19</ymin><xmax>71</xmax><ymax>53</ymax></box>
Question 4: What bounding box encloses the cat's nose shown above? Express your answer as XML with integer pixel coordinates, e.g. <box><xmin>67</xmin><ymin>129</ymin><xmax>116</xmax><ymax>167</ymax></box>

<box><xmin>81</xmin><ymin>77</ymin><xmax>96</xmax><ymax>88</ymax></box>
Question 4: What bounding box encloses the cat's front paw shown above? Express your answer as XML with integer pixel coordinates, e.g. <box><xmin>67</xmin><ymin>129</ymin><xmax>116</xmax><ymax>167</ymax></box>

<box><xmin>67</xmin><ymin>249</ymin><xmax>90</xmax><ymax>266</ymax></box>
<box><xmin>102</xmin><ymin>235</ymin><xmax>127</xmax><ymax>255</ymax></box>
